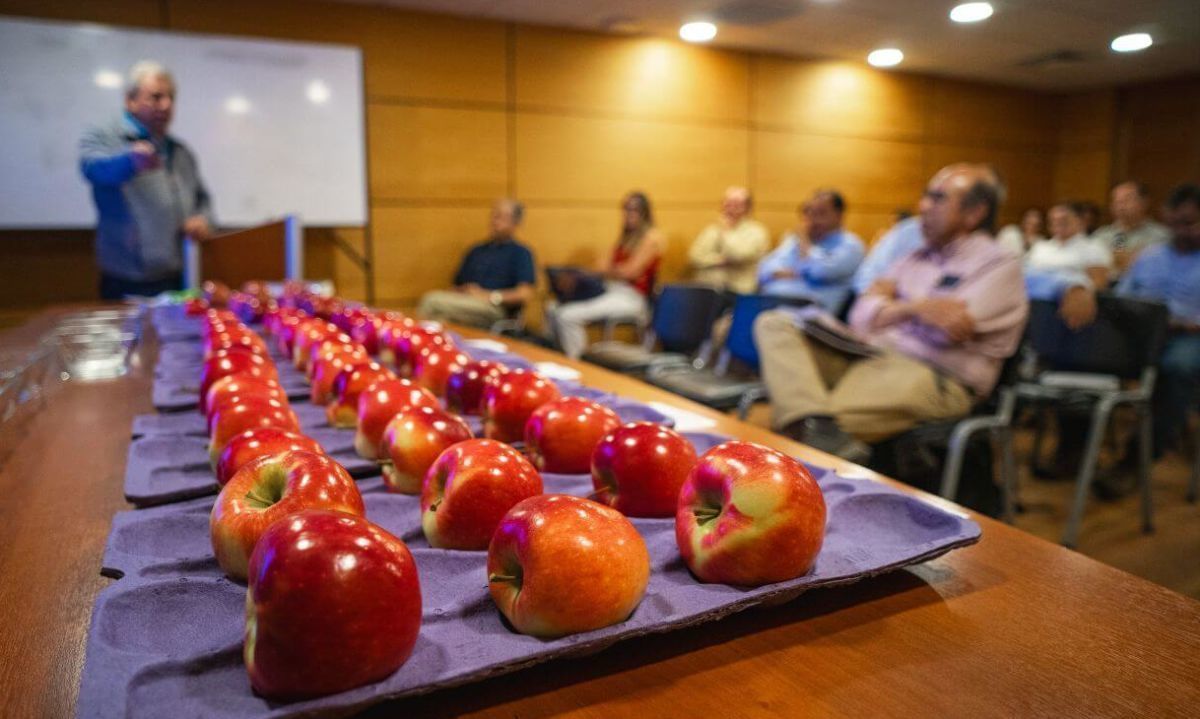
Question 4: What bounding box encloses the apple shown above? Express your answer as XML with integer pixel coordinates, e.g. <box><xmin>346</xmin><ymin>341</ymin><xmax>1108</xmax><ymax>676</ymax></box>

<box><xmin>293</xmin><ymin>320</ymin><xmax>340</xmax><ymax>369</ymax></box>
<box><xmin>420</xmin><ymin>438</ymin><xmax>541</xmax><ymax>549</ymax></box>
<box><xmin>216</xmin><ymin>427</ymin><xmax>325</xmax><ymax>486</ymax></box>
<box><xmin>211</xmin><ymin>450</ymin><xmax>365</xmax><ymax>582</ymax></box>
<box><xmin>590</xmin><ymin>422</ymin><xmax>698</xmax><ymax>518</ymax></box>
<box><xmin>392</xmin><ymin>326</ymin><xmax>450</xmax><ymax>378</ymax></box>
<box><xmin>675</xmin><ymin>440</ymin><xmax>826</xmax><ymax>586</ymax></box>
<box><xmin>326</xmin><ymin>361</ymin><xmax>396</xmax><ymax>428</ymax></box>
<box><xmin>203</xmin><ymin>280</ymin><xmax>231</xmax><ymax>308</ymax></box>
<box><xmin>482</xmin><ymin>369</ymin><xmax>561</xmax><ymax>443</ymax></box>
<box><xmin>411</xmin><ymin>344</ymin><xmax>471</xmax><ymax>397</ymax></box>
<box><xmin>354</xmin><ymin>378</ymin><xmax>441</xmax><ymax>461</ymax></box>
<box><xmin>444</xmin><ymin>359</ymin><xmax>507</xmax><ymax>416</ymax></box>
<box><xmin>488</xmin><ymin>494</ymin><xmax>649</xmax><ymax>638</ymax></box>
<box><xmin>525</xmin><ymin>397</ymin><xmax>621</xmax><ymax>475</ymax></box>
<box><xmin>208</xmin><ymin>397</ymin><xmax>301</xmax><ymax>467</ymax></box>
<box><xmin>306</xmin><ymin>339</ymin><xmax>365</xmax><ymax>381</ymax></box>
<box><xmin>203</xmin><ymin>331</ymin><xmax>268</xmax><ymax>361</ymax></box>
<box><xmin>199</xmin><ymin>351</ymin><xmax>279</xmax><ymax>408</ymax></box>
<box><xmin>202</xmin><ymin>374</ymin><xmax>284</xmax><ymax>418</ymax></box>
<box><xmin>310</xmin><ymin>352</ymin><xmax>370</xmax><ymax>406</ymax></box>
<box><xmin>380</xmin><ymin>406</ymin><xmax>473</xmax><ymax>494</ymax></box>
<box><xmin>244</xmin><ymin>509</ymin><xmax>421</xmax><ymax>700</ymax></box>
<box><xmin>184</xmin><ymin>297</ymin><xmax>209</xmax><ymax>315</ymax></box>
<box><xmin>376</xmin><ymin>317</ymin><xmax>415</xmax><ymax>367</ymax></box>
<box><xmin>275</xmin><ymin>314</ymin><xmax>309</xmax><ymax>356</ymax></box>
<box><xmin>349</xmin><ymin>315</ymin><xmax>383</xmax><ymax>356</ymax></box>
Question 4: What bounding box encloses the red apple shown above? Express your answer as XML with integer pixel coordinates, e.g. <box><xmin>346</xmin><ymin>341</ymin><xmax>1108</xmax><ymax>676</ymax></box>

<box><xmin>293</xmin><ymin>321</ymin><xmax>340</xmax><ymax>369</ymax></box>
<box><xmin>590</xmin><ymin>422</ymin><xmax>698</xmax><ymax>518</ymax></box>
<box><xmin>525</xmin><ymin>397</ymin><xmax>621</xmax><ymax>474</ymax></box>
<box><xmin>444</xmin><ymin>359</ymin><xmax>507</xmax><ymax>415</ymax></box>
<box><xmin>482</xmin><ymin>369</ymin><xmax>560</xmax><ymax>444</ymax></box>
<box><xmin>411</xmin><ymin>344</ymin><xmax>471</xmax><ymax>397</ymax></box>
<box><xmin>349</xmin><ymin>315</ymin><xmax>383</xmax><ymax>356</ymax></box>
<box><xmin>211</xmin><ymin>450</ymin><xmax>365</xmax><ymax>582</ymax></box>
<box><xmin>306</xmin><ymin>339</ymin><xmax>363</xmax><ymax>381</ymax></box>
<box><xmin>203</xmin><ymin>331</ymin><xmax>268</xmax><ymax>361</ymax></box>
<box><xmin>203</xmin><ymin>374</ymin><xmax>284</xmax><ymax>418</ymax></box>
<box><xmin>310</xmin><ymin>352</ymin><xmax>370</xmax><ymax>406</ymax></box>
<box><xmin>199</xmin><ymin>351</ymin><xmax>279</xmax><ymax>408</ymax></box>
<box><xmin>488</xmin><ymin>494</ymin><xmax>649</xmax><ymax>638</ymax></box>
<box><xmin>392</xmin><ymin>325</ymin><xmax>450</xmax><ymax>378</ymax></box>
<box><xmin>326</xmin><ymin>361</ymin><xmax>396</xmax><ymax>428</ymax></box>
<box><xmin>376</xmin><ymin>317</ymin><xmax>415</xmax><ymax>367</ymax></box>
<box><xmin>184</xmin><ymin>297</ymin><xmax>209</xmax><ymax>315</ymax></box>
<box><xmin>675</xmin><ymin>440</ymin><xmax>826</xmax><ymax>586</ymax></box>
<box><xmin>421</xmin><ymin>438</ymin><xmax>542</xmax><ymax>549</ymax></box>
<box><xmin>380</xmin><ymin>406</ymin><xmax>473</xmax><ymax>493</ymax></box>
<box><xmin>244</xmin><ymin>509</ymin><xmax>421</xmax><ymax>700</ymax></box>
<box><xmin>209</xmin><ymin>397</ymin><xmax>301</xmax><ymax>467</ymax></box>
<box><xmin>216</xmin><ymin>428</ymin><xmax>325</xmax><ymax>486</ymax></box>
<box><xmin>354</xmin><ymin>378</ymin><xmax>441</xmax><ymax>461</ymax></box>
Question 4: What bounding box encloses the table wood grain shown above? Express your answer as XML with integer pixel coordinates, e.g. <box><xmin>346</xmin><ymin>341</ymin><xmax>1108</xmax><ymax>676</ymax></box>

<box><xmin>1</xmin><ymin>309</ymin><xmax>1197</xmax><ymax>718</ymax></box>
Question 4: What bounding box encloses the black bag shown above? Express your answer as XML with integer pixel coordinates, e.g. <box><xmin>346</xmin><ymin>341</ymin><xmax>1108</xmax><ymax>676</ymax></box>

<box><xmin>546</xmin><ymin>266</ymin><xmax>606</xmax><ymax>304</ymax></box>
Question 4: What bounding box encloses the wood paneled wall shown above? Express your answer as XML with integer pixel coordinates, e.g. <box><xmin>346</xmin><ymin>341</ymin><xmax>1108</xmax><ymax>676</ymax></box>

<box><xmin>0</xmin><ymin>0</ymin><xmax>1194</xmax><ymax>316</ymax></box>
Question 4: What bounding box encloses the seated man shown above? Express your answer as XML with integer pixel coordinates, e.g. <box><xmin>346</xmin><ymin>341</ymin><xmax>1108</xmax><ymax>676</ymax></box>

<box><xmin>688</xmin><ymin>186</ymin><xmax>770</xmax><ymax>295</ymax></box>
<box><xmin>757</xmin><ymin>189</ymin><xmax>865</xmax><ymax>312</ymax></box>
<box><xmin>1024</xmin><ymin>201</ymin><xmax>1113</xmax><ymax>330</ymax></box>
<box><xmin>1092</xmin><ymin>181</ymin><xmax>1170</xmax><ymax>275</ymax></box>
<box><xmin>1117</xmin><ymin>183</ymin><xmax>1200</xmax><ymax>459</ymax></box>
<box><xmin>755</xmin><ymin>164</ymin><xmax>1028</xmax><ymax>461</ymax></box>
<box><xmin>417</xmin><ymin>199</ymin><xmax>535</xmax><ymax>329</ymax></box>
<box><xmin>852</xmin><ymin>215</ymin><xmax>924</xmax><ymax>296</ymax></box>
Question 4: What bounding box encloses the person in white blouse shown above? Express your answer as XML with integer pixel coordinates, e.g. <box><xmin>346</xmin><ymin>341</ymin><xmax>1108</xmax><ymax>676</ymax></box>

<box><xmin>996</xmin><ymin>207</ymin><xmax>1046</xmax><ymax>257</ymax></box>
<box><xmin>1024</xmin><ymin>201</ymin><xmax>1113</xmax><ymax>329</ymax></box>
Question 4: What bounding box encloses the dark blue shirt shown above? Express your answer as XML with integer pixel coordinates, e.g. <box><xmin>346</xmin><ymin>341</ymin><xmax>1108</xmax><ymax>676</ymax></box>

<box><xmin>454</xmin><ymin>236</ymin><xmax>536</xmax><ymax>290</ymax></box>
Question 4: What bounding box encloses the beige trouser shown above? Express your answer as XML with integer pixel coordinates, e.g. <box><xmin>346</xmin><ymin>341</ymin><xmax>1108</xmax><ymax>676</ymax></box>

<box><xmin>417</xmin><ymin>290</ymin><xmax>505</xmax><ymax>329</ymax></box>
<box><xmin>754</xmin><ymin>309</ymin><xmax>973</xmax><ymax>442</ymax></box>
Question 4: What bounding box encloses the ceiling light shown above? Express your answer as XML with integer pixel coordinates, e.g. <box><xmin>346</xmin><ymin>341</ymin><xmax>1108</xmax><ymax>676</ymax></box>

<box><xmin>679</xmin><ymin>21</ymin><xmax>717</xmax><ymax>43</ymax></box>
<box><xmin>1111</xmin><ymin>33</ymin><xmax>1152</xmax><ymax>53</ymax></box>
<box><xmin>224</xmin><ymin>96</ymin><xmax>251</xmax><ymax>115</ymax></box>
<box><xmin>93</xmin><ymin>69</ymin><xmax>122</xmax><ymax>89</ymax></box>
<box><xmin>306</xmin><ymin>80</ymin><xmax>331</xmax><ymax>105</ymax></box>
<box><xmin>867</xmin><ymin>48</ymin><xmax>904</xmax><ymax>68</ymax></box>
<box><xmin>950</xmin><ymin>2</ymin><xmax>993</xmax><ymax>23</ymax></box>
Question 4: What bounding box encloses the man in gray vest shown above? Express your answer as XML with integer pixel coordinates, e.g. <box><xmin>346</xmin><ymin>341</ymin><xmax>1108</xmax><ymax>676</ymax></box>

<box><xmin>80</xmin><ymin>61</ymin><xmax>215</xmax><ymax>299</ymax></box>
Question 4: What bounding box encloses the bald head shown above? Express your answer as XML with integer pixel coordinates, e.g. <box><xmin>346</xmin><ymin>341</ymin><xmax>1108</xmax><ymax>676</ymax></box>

<box><xmin>918</xmin><ymin>164</ymin><xmax>1002</xmax><ymax>247</ymax></box>
<box><xmin>721</xmin><ymin>186</ymin><xmax>753</xmax><ymax>224</ymax></box>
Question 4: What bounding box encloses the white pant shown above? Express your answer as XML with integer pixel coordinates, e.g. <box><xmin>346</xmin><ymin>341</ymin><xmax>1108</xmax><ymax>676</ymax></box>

<box><xmin>547</xmin><ymin>281</ymin><xmax>648</xmax><ymax>359</ymax></box>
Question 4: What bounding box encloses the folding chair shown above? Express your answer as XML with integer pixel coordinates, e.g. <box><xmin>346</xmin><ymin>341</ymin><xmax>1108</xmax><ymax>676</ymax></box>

<box><xmin>581</xmin><ymin>284</ymin><xmax>724</xmax><ymax>375</ymax></box>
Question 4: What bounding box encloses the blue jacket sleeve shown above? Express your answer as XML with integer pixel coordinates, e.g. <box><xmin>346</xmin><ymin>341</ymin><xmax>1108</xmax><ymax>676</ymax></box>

<box><xmin>79</xmin><ymin>128</ymin><xmax>136</xmax><ymax>187</ymax></box>
<box><xmin>756</xmin><ymin>236</ymin><xmax>796</xmax><ymax>288</ymax></box>
<box><xmin>803</xmin><ymin>235</ymin><xmax>865</xmax><ymax>284</ymax></box>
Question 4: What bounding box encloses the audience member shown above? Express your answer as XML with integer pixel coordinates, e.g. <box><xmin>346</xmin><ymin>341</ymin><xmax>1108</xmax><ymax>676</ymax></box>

<box><xmin>756</xmin><ymin>190</ymin><xmax>864</xmax><ymax>312</ymax></box>
<box><xmin>1078</xmin><ymin>200</ymin><xmax>1103</xmax><ymax>235</ymax></box>
<box><xmin>852</xmin><ymin>216</ymin><xmax>924</xmax><ymax>294</ymax></box>
<box><xmin>417</xmin><ymin>199</ymin><xmax>535</xmax><ymax>328</ymax></box>
<box><xmin>547</xmin><ymin>192</ymin><xmax>664</xmax><ymax>358</ymax></box>
<box><xmin>755</xmin><ymin>164</ymin><xmax>1027</xmax><ymax>461</ymax></box>
<box><xmin>80</xmin><ymin>61</ymin><xmax>214</xmax><ymax>300</ymax></box>
<box><xmin>1092</xmin><ymin>181</ymin><xmax>1170</xmax><ymax>274</ymax></box>
<box><xmin>688</xmin><ymin>186</ymin><xmax>770</xmax><ymax>294</ymax></box>
<box><xmin>996</xmin><ymin>207</ymin><xmax>1046</xmax><ymax>257</ymax></box>
<box><xmin>1024</xmin><ymin>201</ymin><xmax>1112</xmax><ymax>330</ymax></box>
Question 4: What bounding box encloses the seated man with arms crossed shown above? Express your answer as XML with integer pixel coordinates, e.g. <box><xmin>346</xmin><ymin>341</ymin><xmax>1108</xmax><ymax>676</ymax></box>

<box><xmin>755</xmin><ymin>164</ymin><xmax>1028</xmax><ymax>461</ymax></box>
<box><xmin>688</xmin><ymin>186</ymin><xmax>771</xmax><ymax>295</ymax></box>
<box><xmin>417</xmin><ymin>199</ymin><xmax>535</xmax><ymax>329</ymax></box>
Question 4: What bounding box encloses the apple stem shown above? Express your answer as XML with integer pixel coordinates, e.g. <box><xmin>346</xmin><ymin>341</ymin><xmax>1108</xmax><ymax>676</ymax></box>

<box><xmin>693</xmin><ymin>506</ymin><xmax>721</xmax><ymax>525</ymax></box>
<box><xmin>429</xmin><ymin>498</ymin><xmax>442</xmax><ymax>511</ymax></box>
<box><xmin>245</xmin><ymin>488</ymin><xmax>273</xmax><ymax>507</ymax></box>
<box><xmin>488</xmin><ymin>573</ymin><xmax>516</xmax><ymax>583</ymax></box>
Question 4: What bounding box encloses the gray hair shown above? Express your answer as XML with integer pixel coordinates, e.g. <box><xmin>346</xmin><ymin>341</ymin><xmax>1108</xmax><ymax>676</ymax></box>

<box><xmin>126</xmin><ymin>60</ymin><xmax>175</xmax><ymax>99</ymax></box>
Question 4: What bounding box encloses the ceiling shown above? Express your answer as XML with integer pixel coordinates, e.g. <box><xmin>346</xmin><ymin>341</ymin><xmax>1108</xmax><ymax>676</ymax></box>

<box><xmin>339</xmin><ymin>0</ymin><xmax>1200</xmax><ymax>90</ymax></box>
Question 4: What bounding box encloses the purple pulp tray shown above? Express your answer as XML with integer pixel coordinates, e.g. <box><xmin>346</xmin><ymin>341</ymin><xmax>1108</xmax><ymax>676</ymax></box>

<box><xmin>81</xmin><ymin>429</ymin><xmax>981</xmax><ymax>718</ymax></box>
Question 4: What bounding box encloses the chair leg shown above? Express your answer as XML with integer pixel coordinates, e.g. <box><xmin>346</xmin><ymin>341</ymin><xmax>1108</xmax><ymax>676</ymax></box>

<box><xmin>998</xmin><ymin>427</ymin><xmax>1019</xmax><ymax>524</ymax></box>
<box><xmin>1061</xmin><ymin>399</ymin><xmax>1115</xmax><ymax>549</ymax></box>
<box><xmin>1138</xmin><ymin>407</ymin><xmax>1155</xmax><ymax>534</ymax></box>
<box><xmin>1190</xmin><ymin>424</ymin><xmax>1200</xmax><ymax>504</ymax></box>
<box><xmin>1030</xmin><ymin>407</ymin><xmax>1049</xmax><ymax>474</ymax></box>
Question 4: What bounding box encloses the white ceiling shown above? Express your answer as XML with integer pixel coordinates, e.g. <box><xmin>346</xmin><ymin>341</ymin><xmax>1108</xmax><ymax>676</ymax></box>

<box><xmin>341</xmin><ymin>0</ymin><xmax>1200</xmax><ymax>90</ymax></box>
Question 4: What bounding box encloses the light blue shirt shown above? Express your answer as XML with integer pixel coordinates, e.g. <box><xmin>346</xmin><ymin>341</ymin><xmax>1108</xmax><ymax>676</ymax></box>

<box><xmin>1117</xmin><ymin>242</ymin><xmax>1200</xmax><ymax>324</ymax></box>
<box><xmin>853</xmin><ymin>217</ymin><xmax>926</xmax><ymax>293</ymax></box>
<box><xmin>757</xmin><ymin>229</ymin><xmax>864</xmax><ymax>311</ymax></box>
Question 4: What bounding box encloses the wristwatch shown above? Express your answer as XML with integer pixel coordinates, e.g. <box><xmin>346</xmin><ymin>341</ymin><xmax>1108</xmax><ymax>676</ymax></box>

<box><xmin>489</xmin><ymin>291</ymin><xmax>503</xmax><ymax>307</ymax></box>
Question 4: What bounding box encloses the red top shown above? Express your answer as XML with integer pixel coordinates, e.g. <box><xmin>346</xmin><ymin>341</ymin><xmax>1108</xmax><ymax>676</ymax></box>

<box><xmin>613</xmin><ymin>239</ymin><xmax>659</xmax><ymax>297</ymax></box>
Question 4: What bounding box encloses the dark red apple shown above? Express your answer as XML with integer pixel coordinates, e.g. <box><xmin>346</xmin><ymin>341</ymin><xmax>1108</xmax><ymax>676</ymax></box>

<box><xmin>444</xmin><ymin>359</ymin><xmax>507</xmax><ymax>416</ymax></box>
<box><xmin>216</xmin><ymin>428</ymin><xmax>325</xmax><ymax>486</ymax></box>
<box><xmin>482</xmin><ymin>369</ymin><xmax>560</xmax><ymax>444</ymax></box>
<box><xmin>591</xmin><ymin>422</ymin><xmax>698</xmax><ymax>518</ymax></box>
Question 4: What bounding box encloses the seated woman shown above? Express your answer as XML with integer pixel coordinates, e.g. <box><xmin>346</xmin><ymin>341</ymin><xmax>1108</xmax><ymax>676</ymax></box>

<box><xmin>996</xmin><ymin>206</ymin><xmax>1046</xmax><ymax>257</ymax></box>
<box><xmin>1025</xmin><ymin>200</ymin><xmax>1112</xmax><ymax>329</ymax></box>
<box><xmin>547</xmin><ymin>192</ymin><xmax>664</xmax><ymax>359</ymax></box>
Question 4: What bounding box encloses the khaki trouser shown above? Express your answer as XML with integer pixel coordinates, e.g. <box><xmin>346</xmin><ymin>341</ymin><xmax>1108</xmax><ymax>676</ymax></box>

<box><xmin>417</xmin><ymin>290</ymin><xmax>505</xmax><ymax>329</ymax></box>
<box><xmin>754</xmin><ymin>309</ymin><xmax>973</xmax><ymax>442</ymax></box>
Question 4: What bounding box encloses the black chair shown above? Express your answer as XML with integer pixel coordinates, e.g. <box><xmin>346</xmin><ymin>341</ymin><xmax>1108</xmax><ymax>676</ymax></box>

<box><xmin>581</xmin><ymin>284</ymin><xmax>724</xmax><ymax>375</ymax></box>
<box><xmin>1015</xmin><ymin>295</ymin><xmax>1170</xmax><ymax>547</ymax></box>
<box><xmin>645</xmin><ymin>293</ymin><xmax>808</xmax><ymax>418</ymax></box>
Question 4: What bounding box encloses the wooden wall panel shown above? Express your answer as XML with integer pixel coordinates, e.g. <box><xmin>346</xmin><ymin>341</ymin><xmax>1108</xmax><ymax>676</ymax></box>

<box><xmin>1117</xmin><ymin>76</ymin><xmax>1200</xmax><ymax>200</ymax></box>
<box><xmin>928</xmin><ymin>78</ymin><xmax>1056</xmax><ymax>149</ymax></box>
<box><xmin>370</xmin><ymin>205</ymin><xmax>493</xmax><ymax>305</ymax></box>
<box><xmin>753</xmin><ymin>131</ymin><xmax>926</xmax><ymax>211</ymax></box>
<box><xmin>515</xmin><ymin>114</ymin><xmax>749</xmax><ymax>203</ymax></box>
<box><xmin>924</xmin><ymin>144</ymin><xmax>1054</xmax><ymax>222</ymax></box>
<box><xmin>515</xmin><ymin>27</ymin><xmax>749</xmax><ymax>124</ymax></box>
<box><xmin>752</xmin><ymin>58</ymin><xmax>930</xmax><ymax>141</ymax></box>
<box><xmin>0</xmin><ymin>0</ymin><xmax>162</xmax><ymax>26</ymax></box>
<box><xmin>1053</xmin><ymin>149</ymin><xmax>1113</xmax><ymax>206</ymax></box>
<box><xmin>368</xmin><ymin>105</ymin><xmax>508</xmax><ymax>200</ymax></box>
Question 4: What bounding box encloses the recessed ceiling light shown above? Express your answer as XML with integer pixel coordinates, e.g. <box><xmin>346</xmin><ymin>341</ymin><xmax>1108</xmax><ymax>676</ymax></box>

<box><xmin>1111</xmin><ymin>33</ymin><xmax>1153</xmax><ymax>53</ymax></box>
<box><xmin>679</xmin><ymin>21</ymin><xmax>717</xmax><ymax>43</ymax></box>
<box><xmin>93</xmin><ymin>69</ymin><xmax>122</xmax><ymax>89</ymax></box>
<box><xmin>950</xmin><ymin>2</ymin><xmax>993</xmax><ymax>23</ymax></box>
<box><xmin>867</xmin><ymin>48</ymin><xmax>904</xmax><ymax>68</ymax></box>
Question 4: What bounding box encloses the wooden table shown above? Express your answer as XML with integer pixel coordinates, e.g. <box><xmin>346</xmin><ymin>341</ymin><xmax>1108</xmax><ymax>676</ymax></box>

<box><xmin>2</xmin><ymin>308</ymin><xmax>1198</xmax><ymax>718</ymax></box>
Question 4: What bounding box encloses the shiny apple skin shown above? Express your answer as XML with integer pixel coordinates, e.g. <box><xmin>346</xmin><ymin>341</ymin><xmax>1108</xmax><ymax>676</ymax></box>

<box><xmin>216</xmin><ymin>428</ymin><xmax>325</xmax><ymax>486</ymax></box>
<box><xmin>675</xmin><ymin>440</ymin><xmax>826</xmax><ymax>586</ymax></box>
<box><xmin>411</xmin><ymin>345</ymin><xmax>471</xmax><ymax>397</ymax></box>
<box><xmin>590</xmin><ymin>422</ymin><xmax>698</xmax><ymax>518</ymax></box>
<box><xmin>487</xmin><ymin>494</ymin><xmax>649</xmax><ymax>638</ymax></box>
<box><xmin>481</xmin><ymin>369</ymin><xmax>561</xmax><ymax>444</ymax></box>
<box><xmin>208</xmin><ymin>398</ymin><xmax>301</xmax><ymax>467</ymax></box>
<box><xmin>525</xmin><ymin>397</ymin><xmax>622</xmax><ymax>475</ymax></box>
<box><xmin>211</xmin><ymin>450</ymin><xmax>365</xmax><ymax>581</ymax></box>
<box><xmin>326</xmin><ymin>362</ymin><xmax>396</xmax><ymax>428</ymax></box>
<box><xmin>381</xmin><ymin>406</ymin><xmax>473</xmax><ymax>494</ymax></box>
<box><xmin>420</xmin><ymin>438</ymin><xmax>542</xmax><ymax>550</ymax></box>
<box><xmin>198</xmin><ymin>351</ymin><xmax>279</xmax><ymax>407</ymax></box>
<box><xmin>244</xmin><ymin>509</ymin><xmax>421</xmax><ymax>700</ymax></box>
<box><xmin>354</xmin><ymin>379</ymin><xmax>441</xmax><ymax>461</ymax></box>
<box><xmin>444</xmin><ymin>360</ymin><xmax>507</xmax><ymax>416</ymax></box>
<box><xmin>310</xmin><ymin>352</ymin><xmax>370</xmax><ymax>406</ymax></box>
<box><xmin>392</xmin><ymin>326</ymin><xmax>450</xmax><ymax>378</ymax></box>
<box><xmin>306</xmin><ymin>339</ymin><xmax>363</xmax><ymax>381</ymax></box>
<box><xmin>203</xmin><ymin>374</ymin><xmax>285</xmax><ymax>419</ymax></box>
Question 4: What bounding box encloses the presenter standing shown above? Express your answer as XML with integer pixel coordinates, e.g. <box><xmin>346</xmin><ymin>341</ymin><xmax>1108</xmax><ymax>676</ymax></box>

<box><xmin>80</xmin><ymin>61</ymin><xmax>215</xmax><ymax>299</ymax></box>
